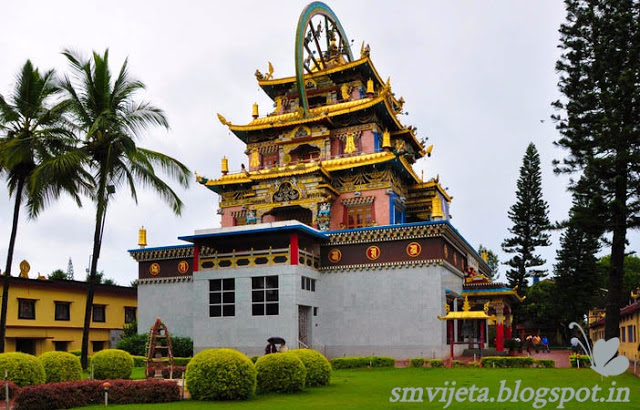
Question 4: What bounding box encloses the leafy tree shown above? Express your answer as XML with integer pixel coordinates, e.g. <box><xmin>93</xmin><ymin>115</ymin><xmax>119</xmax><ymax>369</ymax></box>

<box><xmin>520</xmin><ymin>280</ymin><xmax>563</xmax><ymax>335</ymax></box>
<box><xmin>0</xmin><ymin>61</ymin><xmax>88</xmax><ymax>352</ymax></box>
<box><xmin>552</xmin><ymin>0</ymin><xmax>640</xmax><ymax>339</ymax></box>
<box><xmin>48</xmin><ymin>269</ymin><xmax>67</xmax><ymax>280</ymax></box>
<box><xmin>597</xmin><ymin>255</ymin><xmax>640</xmax><ymax>306</ymax></box>
<box><xmin>54</xmin><ymin>49</ymin><xmax>190</xmax><ymax>369</ymax></box>
<box><xmin>502</xmin><ymin>143</ymin><xmax>551</xmax><ymax>294</ymax></box>
<box><xmin>478</xmin><ymin>244</ymin><xmax>500</xmax><ymax>281</ymax></box>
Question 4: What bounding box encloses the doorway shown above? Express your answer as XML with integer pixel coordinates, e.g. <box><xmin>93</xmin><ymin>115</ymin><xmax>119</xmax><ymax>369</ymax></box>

<box><xmin>298</xmin><ymin>305</ymin><xmax>312</xmax><ymax>348</ymax></box>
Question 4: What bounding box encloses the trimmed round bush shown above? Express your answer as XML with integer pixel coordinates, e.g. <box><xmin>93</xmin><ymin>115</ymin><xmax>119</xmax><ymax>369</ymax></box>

<box><xmin>255</xmin><ymin>352</ymin><xmax>306</xmax><ymax>393</ymax></box>
<box><xmin>91</xmin><ymin>349</ymin><xmax>134</xmax><ymax>380</ymax></box>
<box><xmin>410</xmin><ymin>358</ymin><xmax>425</xmax><ymax>368</ymax></box>
<box><xmin>186</xmin><ymin>348</ymin><xmax>256</xmax><ymax>401</ymax></box>
<box><xmin>0</xmin><ymin>352</ymin><xmax>45</xmax><ymax>387</ymax></box>
<box><xmin>38</xmin><ymin>351</ymin><xmax>82</xmax><ymax>382</ymax></box>
<box><xmin>290</xmin><ymin>349</ymin><xmax>331</xmax><ymax>387</ymax></box>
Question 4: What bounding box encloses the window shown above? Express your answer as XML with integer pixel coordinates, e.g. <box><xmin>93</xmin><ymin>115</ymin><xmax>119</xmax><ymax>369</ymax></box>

<box><xmin>261</xmin><ymin>152</ymin><xmax>278</xmax><ymax>169</ymax></box>
<box><xmin>628</xmin><ymin>326</ymin><xmax>634</xmax><ymax>343</ymax></box>
<box><xmin>124</xmin><ymin>307</ymin><xmax>136</xmax><ymax>324</ymax></box>
<box><xmin>252</xmin><ymin>276</ymin><xmax>279</xmax><ymax>316</ymax></box>
<box><xmin>346</xmin><ymin>205</ymin><xmax>373</xmax><ymax>228</ymax></box>
<box><xmin>55</xmin><ymin>302</ymin><xmax>71</xmax><ymax>321</ymax></box>
<box><xmin>313</xmin><ymin>307</ymin><xmax>318</xmax><ymax>316</ymax></box>
<box><xmin>301</xmin><ymin>276</ymin><xmax>316</xmax><ymax>292</ymax></box>
<box><xmin>209</xmin><ymin>279</ymin><xmax>235</xmax><ymax>317</ymax></box>
<box><xmin>92</xmin><ymin>305</ymin><xmax>106</xmax><ymax>323</ymax></box>
<box><xmin>54</xmin><ymin>341</ymin><xmax>68</xmax><ymax>352</ymax></box>
<box><xmin>18</xmin><ymin>299</ymin><xmax>36</xmax><ymax>320</ymax></box>
<box><xmin>92</xmin><ymin>341</ymin><xmax>105</xmax><ymax>353</ymax></box>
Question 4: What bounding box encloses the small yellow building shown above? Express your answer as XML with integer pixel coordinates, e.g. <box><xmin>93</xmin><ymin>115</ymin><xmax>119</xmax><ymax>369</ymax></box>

<box><xmin>589</xmin><ymin>291</ymin><xmax>640</xmax><ymax>362</ymax></box>
<box><xmin>2</xmin><ymin>276</ymin><xmax>137</xmax><ymax>356</ymax></box>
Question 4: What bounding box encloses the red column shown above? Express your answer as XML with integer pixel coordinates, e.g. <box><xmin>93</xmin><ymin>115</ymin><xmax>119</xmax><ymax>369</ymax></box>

<box><xmin>290</xmin><ymin>233</ymin><xmax>299</xmax><ymax>265</ymax></box>
<box><xmin>193</xmin><ymin>243</ymin><xmax>200</xmax><ymax>272</ymax></box>
<box><xmin>496</xmin><ymin>323</ymin><xmax>504</xmax><ymax>352</ymax></box>
<box><xmin>448</xmin><ymin>321</ymin><xmax>454</xmax><ymax>364</ymax></box>
<box><xmin>479</xmin><ymin>320</ymin><xmax>485</xmax><ymax>349</ymax></box>
<box><xmin>505</xmin><ymin>325</ymin><xmax>512</xmax><ymax>340</ymax></box>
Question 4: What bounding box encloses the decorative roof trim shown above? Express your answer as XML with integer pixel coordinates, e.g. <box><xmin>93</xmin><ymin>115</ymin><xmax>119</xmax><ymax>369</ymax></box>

<box><xmin>341</xmin><ymin>196</ymin><xmax>375</xmax><ymax>206</ymax></box>
<box><xmin>129</xmin><ymin>245</ymin><xmax>194</xmax><ymax>261</ymax></box>
<box><xmin>138</xmin><ymin>276</ymin><xmax>193</xmax><ymax>285</ymax></box>
<box><xmin>320</xmin><ymin>258</ymin><xmax>446</xmax><ymax>272</ymax></box>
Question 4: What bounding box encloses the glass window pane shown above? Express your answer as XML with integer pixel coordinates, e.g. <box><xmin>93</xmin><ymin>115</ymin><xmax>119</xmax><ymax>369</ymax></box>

<box><xmin>311</xmin><ymin>280</ymin><xmax>315</xmax><ymax>292</ymax></box>
<box><xmin>223</xmin><ymin>278</ymin><xmax>235</xmax><ymax>290</ymax></box>
<box><xmin>210</xmin><ymin>305</ymin><xmax>221</xmax><ymax>317</ymax></box>
<box><xmin>252</xmin><ymin>304</ymin><xmax>264</xmax><ymax>316</ymax></box>
<box><xmin>266</xmin><ymin>303</ymin><xmax>279</xmax><ymax>315</ymax></box>
<box><xmin>266</xmin><ymin>290</ymin><xmax>279</xmax><ymax>301</ymax></box>
<box><xmin>252</xmin><ymin>290</ymin><xmax>264</xmax><ymax>303</ymax></box>
<box><xmin>210</xmin><ymin>292</ymin><xmax>221</xmax><ymax>304</ymax></box>
<box><xmin>301</xmin><ymin>276</ymin><xmax>305</xmax><ymax>289</ymax></box>
<box><xmin>223</xmin><ymin>292</ymin><xmax>235</xmax><ymax>304</ymax></box>
<box><xmin>210</xmin><ymin>279</ymin><xmax>221</xmax><ymax>292</ymax></box>
<box><xmin>252</xmin><ymin>277</ymin><xmax>264</xmax><ymax>289</ymax></box>
<box><xmin>223</xmin><ymin>305</ymin><xmax>235</xmax><ymax>317</ymax></box>
<box><xmin>265</xmin><ymin>276</ymin><xmax>278</xmax><ymax>289</ymax></box>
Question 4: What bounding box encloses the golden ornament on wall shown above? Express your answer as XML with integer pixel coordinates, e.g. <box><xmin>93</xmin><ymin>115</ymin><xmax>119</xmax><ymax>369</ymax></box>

<box><xmin>328</xmin><ymin>249</ymin><xmax>342</xmax><ymax>263</ymax></box>
<box><xmin>366</xmin><ymin>246</ymin><xmax>381</xmax><ymax>261</ymax></box>
<box><xmin>149</xmin><ymin>263</ymin><xmax>160</xmax><ymax>276</ymax></box>
<box><xmin>406</xmin><ymin>242</ymin><xmax>421</xmax><ymax>257</ymax></box>
<box><xmin>177</xmin><ymin>260</ymin><xmax>189</xmax><ymax>274</ymax></box>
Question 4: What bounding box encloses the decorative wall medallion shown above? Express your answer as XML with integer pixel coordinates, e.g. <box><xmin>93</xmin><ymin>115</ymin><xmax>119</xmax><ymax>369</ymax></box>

<box><xmin>273</xmin><ymin>181</ymin><xmax>300</xmax><ymax>202</ymax></box>
<box><xmin>149</xmin><ymin>263</ymin><xmax>161</xmax><ymax>276</ymax></box>
<box><xmin>177</xmin><ymin>260</ymin><xmax>189</xmax><ymax>274</ymax></box>
<box><xmin>406</xmin><ymin>242</ymin><xmax>422</xmax><ymax>257</ymax></box>
<box><xmin>328</xmin><ymin>249</ymin><xmax>342</xmax><ymax>263</ymax></box>
<box><xmin>366</xmin><ymin>245</ymin><xmax>381</xmax><ymax>261</ymax></box>
<box><xmin>444</xmin><ymin>244</ymin><xmax>449</xmax><ymax>259</ymax></box>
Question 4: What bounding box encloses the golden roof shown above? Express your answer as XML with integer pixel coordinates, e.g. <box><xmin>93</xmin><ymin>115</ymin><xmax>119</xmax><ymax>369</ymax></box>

<box><xmin>438</xmin><ymin>296</ymin><xmax>497</xmax><ymax>321</ymax></box>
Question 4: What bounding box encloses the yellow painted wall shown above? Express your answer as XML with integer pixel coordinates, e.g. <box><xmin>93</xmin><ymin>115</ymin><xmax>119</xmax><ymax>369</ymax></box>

<box><xmin>618</xmin><ymin>311</ymin><xmax>639</xmax><ymax>362</ymax></box>
<box><xmin>3</xmin><ymin>278</ymin><xmax>136</xmax><ymax>356</ymax></box>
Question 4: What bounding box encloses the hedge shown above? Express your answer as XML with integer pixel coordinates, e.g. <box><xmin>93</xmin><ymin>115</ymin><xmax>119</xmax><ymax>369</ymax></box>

<box><xmin>0</xmin><ymin>380</ymin><xmax>20</xmax><ymax>401</ymax></box>
<box><xmin>330</xmin><ymin>356</ymin><xmax>395</xmax><ymax>369</ymax></box>
<box><xmin>69</xmin><ymin>350</ymin><xmax>91</xmax><ymax>367</ymax></box>
<box><xmin>14</xmin><ymin>379</ymin><xmax>180</xmax><ymax>409</ymax></box>
<box><xmin>116</xmin><ymin>334</ymin><xmax>193</xmax><ymax>358</ymax></box>
<box><xmin>92</xmin><ymin>349</ymin><xmax>134</xmax><ymax>380</ymax></box>
<box><xmin>481</xmin><ymin>356</ymin><xmax>535</xmax><ymax>368</ymax></box>
<box><xmin>186</xmin><ymin>348</ymin><xmax>256</xmax><ymax>401</ymax></box>
<box><xmin>429</xmin><ymin>359</ymin><xmax>444</xmax><ymax>368</ymax></box>
<box><xmin>535</xmin><ymin>359</ymin><xmax>556</xmax><ymax>368</ymax></box>
<box><xmin>409</xmin><ymin>358</ymin><xmax>425</xmax><ymax>368</ymax></box>
<box><xmin>569</xmin><ymin>354</ymin><xmax>591</xmax><ymax>368</ymax></box>
<box><xmin>451</xmin><ymin>360</ymin><xmax>466</xmax><ymax>368</ymax></box>
<box><xmin>255</xmin><ymin>353</ymin><xmax>306</xmax><ymax>393</ymax></box>
<box><xmin>289</xmin><ymin>349</ymin><xmax>331</xmax><ymax>387</ymax></box>
<box><xmin>0</xmin><ymin>352</ymin><xmax>45</xmax><ymax>387</ymax></box>
<box><xmin>162</xmin><ymin>366</ymin><xmax>186</xmax><ymax>379</ymax></box>
<box><xmin>38</xmin><ymin>352</ymin><xmax>82</xmax><ymax>383</ymax></box>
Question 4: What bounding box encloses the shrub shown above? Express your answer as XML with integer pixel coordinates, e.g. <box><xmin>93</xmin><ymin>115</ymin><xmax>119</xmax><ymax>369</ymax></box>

<box><xmin>92</xmin><ymin>349</ymin><xmax>134</xmax><ymax>380</ymax></box>
<box><xmin>0</xmin><ymin>352</ymin><xmax>45</xmax><ymax>387</ymax></box>
<box><xmin>255</xmin><ymin>352</ymin><xmax>306</xmax><ymax>393</ymax></box>
<box><xmin>251</xmin><ymin>355</ymin><xmax>259</xmax><ymax>363</ymax></box>
<box><xmin>132</xmin><ymin>355</ymin><xmax>146</xmax><ymax>367</ymax></box>
<box><xmin>172</xmin><ymin>357</ymin><xmax>191</xmax><ymax>366</ymax></box>
<box><xmin>330</xmin><ymin>356</ymin><xmax>395</xmax><ymax>369</ymax></box>
<box><xmin>186</xmin><ymin>348</ymin><xmax>256</xmax><ymax>401</ymax></box>
<box><xmin>535</xmin><ymin>359</ymin><xmax>556</xmax><ymax>368</ymax></box>
<box><xmin>481</xmin><ymin>356</ymin><xmax>535</xmax><ymax>368</ymax></box>
<box><xmin>69</xmin><ymin>350</ymin><xmax>92</xmax><ymax>367</ymax></box>
<box><xmin>569</xmin><ymin>354</ymin><xmax>591</xmax><ymax>368</ymax></box>
<box><xmin>0</xmin><ymin>380</ymin><xmax>20</xmax><ymax>401</ymax></box>
<box><xmin>38</xmin><ymin>351</ymin><xmax>82</xmax><ymax>383</ymax></box>
<box><xmin>410</xmin><ymin>358</ymin><xmax>425</xmax><ymax>367</ymax></box>
<box><xmin>467</xmin><ymin>361</ymin><xmax>481</xmax><ymax>368</ymax></box>
<box><xmin>451</xmin><ymin>360</ymin><xmax>466</xmax><ymax>368</ymax></box>
<box><xmin>170</xmin><ymin>336</ymin><xmax>194</xmax><ymax>358</ymax></box>
<box><xmin>116</xmin><ymin>334</ymin><xmax>147</xmax><ymax>356</ymax></box>
<box><xmin>429</xmin><ymin>359</ymin><xmax>444</xmax><ymax>368</ymax></box>
<box><xmin>290</xmin><ymin>349</ymin><xmax>331</xmax><ymax>387</ymax></box>
<box><xmin>14</xmin><ymin>379</ymin><xmax>179</xmax><ymax>409</ymax></box>
<box><xmin>162</xmin><ymin>366</ymin><xmax>186</xmax><ymax>379</ymax></box>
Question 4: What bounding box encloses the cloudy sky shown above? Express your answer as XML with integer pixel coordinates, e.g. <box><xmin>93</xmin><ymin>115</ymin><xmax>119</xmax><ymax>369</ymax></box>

<box><xmin>1</xmin><ymin>1</ymin><xmax>636</xmax><ymax>286</ymax></box>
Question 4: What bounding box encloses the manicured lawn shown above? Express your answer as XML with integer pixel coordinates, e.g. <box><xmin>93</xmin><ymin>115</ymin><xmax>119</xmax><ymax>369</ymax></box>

<box><xmin>80</xmin><ymin>367</ymin><xmax>640</xmax><ymax>409</ymax></box>
<box><xmin>82</xmin><ymin>367</ymin><xmax>147</xmax><ymax>380</ymax></box>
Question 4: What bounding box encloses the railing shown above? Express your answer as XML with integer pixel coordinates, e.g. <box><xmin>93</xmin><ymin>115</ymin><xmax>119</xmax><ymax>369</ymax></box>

<box><xmin>199</xmin><ymin>247</ymin><xmax>320</xmax><ymax>270</ymax></box>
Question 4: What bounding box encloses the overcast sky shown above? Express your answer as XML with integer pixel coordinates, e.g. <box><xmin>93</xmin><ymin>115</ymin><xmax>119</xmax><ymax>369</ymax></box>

<box><xmin>1</xmin><ymin>1</ymin><xmax>636</xmax><ymax>286</ymax></box>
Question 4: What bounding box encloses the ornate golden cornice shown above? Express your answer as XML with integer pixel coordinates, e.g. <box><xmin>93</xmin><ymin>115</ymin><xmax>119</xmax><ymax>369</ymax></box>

<box><xmin>326</xmin><ymin>223</ymin><xmax>448</xmax><ymax>245</ymax></box>
<box><xmin>320</xmin><ymin>258</ymin><xmax>446</xmax><ymax>272</ymax></box>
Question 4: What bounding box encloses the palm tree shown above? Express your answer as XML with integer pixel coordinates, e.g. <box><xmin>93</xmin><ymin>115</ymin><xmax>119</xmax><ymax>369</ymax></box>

<box><xmin>58</xmin><ymin>49</ymin><xmax>190</xmax><ymax>368</ymax></box>
<box><xmin>0</xmin><ymin>61</ymin><xmax>88</xmax><ymax>352</ymax></box>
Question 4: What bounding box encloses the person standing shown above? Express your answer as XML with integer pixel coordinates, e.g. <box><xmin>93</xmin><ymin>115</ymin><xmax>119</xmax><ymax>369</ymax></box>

<box><xmin>542</xmin><ymin>336</ymin><xmax>550</xmax><ymax>353</ymax></box>
<box><xmin>265</xmin><ymin>341</ymin><xmax>277</xmax><ymax>355</ymax></box>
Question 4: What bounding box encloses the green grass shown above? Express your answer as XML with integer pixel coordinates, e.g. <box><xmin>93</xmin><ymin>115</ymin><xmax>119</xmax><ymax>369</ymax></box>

<box><xmin>82</xmin><ymin>367</ymin><xmax>147</xmax><ymax>380</ymax></box>
<box><xmin>79</xmin><ymin>367</ymin><xmax>640</xmax><ymax>409</ymax></box>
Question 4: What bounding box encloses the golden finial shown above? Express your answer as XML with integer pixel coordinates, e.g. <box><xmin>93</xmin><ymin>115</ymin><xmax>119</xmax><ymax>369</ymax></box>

<box><xmin>483</xmin><ymin>301</ymin><xmax>490</xmax><ymax>313</ymax></box>
<box><xmin>425</xmin><ymin>144</ymin><xmax>433</xmax><ymax>157</ymax></box>
<box><xmin>481</xmin><ymin>249</ymin><xmax>488</xmax><ymax>262</ymax></box>
<box><xmin>252</xmin><ymin>103</ymin><xmax>259</xmax><ymax>119</ymax></box>
<box><xmin>217</xmin><ymin>113</ymin><xmax>231</xmax><ymax>126</ymax></box>
<box><xmin>382</xmin><ymin>130</ymin><xmax>391</xmax><ymax>149</ymax></box>
<box><xmin>462</xmin><ymin>295</ymin><xmax>471</xmax><ymax>312</ymax></box>
<box><xmin>221</xmin><ymin>156</ymin><xmax>229</xmax><ymax>175</ymax></box>
<box><xmin>265</xmin><ymin>62</ymin><xmax>274</xmax><ymax>80</ymax></box>
<box><xmin>138</xmin><ymin>226</ymin><xmax>147</xmax><ymax>248</ymax></box>
<box><xmin>366</xmin><ymin>78</ymin><xmax>374</xmax><ymax>95</ymax></box>
<box><xmin>19</xmin><ymin>260</ymin><xmax>30</xmax><ymax>278</ymax></box>
<box><xmin>444</xmin><ymin>303</ymin><xmax>450</xmax><ymax>314</ymax></box>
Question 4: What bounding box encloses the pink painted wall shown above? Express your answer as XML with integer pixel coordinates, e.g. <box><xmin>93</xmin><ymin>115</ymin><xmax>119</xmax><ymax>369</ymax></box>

<box><xmin>360</xmin><ymin>130</ymin><xmax>376</xmax><ymax>154</ymax></box>
<box><xmin>221</xmin><ymin>206</ymin><xmax>243</xmax><ymax>228</ymax></box>
<box><xmin>329</xmin><ymin>188</ymin><xmax>391</xmax><ymax>230</ymax></box>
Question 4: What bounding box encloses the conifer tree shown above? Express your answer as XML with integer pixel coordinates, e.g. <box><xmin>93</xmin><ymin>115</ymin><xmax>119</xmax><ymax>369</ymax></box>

<box><xmin>553</xmin><ymin>0</ymin><xmax>640</xmax><ymax>339</ymax></box>
<box><xmin>502</xmin><ymin>143</ymin><xmax>551</xmax><ymax>295</ymax></box>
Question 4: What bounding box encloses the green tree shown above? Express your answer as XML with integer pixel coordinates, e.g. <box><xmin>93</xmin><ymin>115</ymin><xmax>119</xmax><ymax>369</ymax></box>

<box><xmin>0</xmin><ymin>61</ymin><xmax>88</xmax><ymax>353</ymax></box>
<box><xmin>553</xmin><ymin>200</ymin><xmax>603</xmax><ymax>338</ymax></box>
<box><xmin>597</xmin><ymin>255</ymin><xmax>640</xmax><ymax>307</ymax></box>
<box><xmin>478</xmin><ymin>244</ymin><xmax>500</xmax><ymax>281</ymax></box>
<box><xmin>48</xmin><ymin>269</ymin><xmax>68</xmax><ymax>280</ymax></box>
<box><xmin>502</xmin><ymin>143</ymin><xmax>551</xmax><ymax>294</ymax></box>
<box><xmin>553</xmin><ymin>0</ymin><xmax>640</xmax><ymax>339</ymax></box>
<box><xmin>55</xmin><ymin>49</ymin><xmax>190</xmax><ymax>369</ymax></box>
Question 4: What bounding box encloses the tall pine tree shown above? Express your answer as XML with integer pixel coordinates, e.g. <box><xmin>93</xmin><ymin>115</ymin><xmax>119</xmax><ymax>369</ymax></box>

<box><xmin>502</xmin><ymin>143</ymin><xmax>551</xmax><ymax>296</ymax></box>
<box><xmin>553</xmin><ymin>0</ymin><xmax>640</xmax><ymax>339</ymax></box>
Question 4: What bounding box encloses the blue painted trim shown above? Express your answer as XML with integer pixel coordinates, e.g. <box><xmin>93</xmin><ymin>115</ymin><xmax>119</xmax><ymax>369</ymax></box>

<box><xmin>461</xmin><ymin>288</ymin><xmax>515</xmax><ymax>294</ymax></box>
<box><xmin>128</xmin><ymin>244</ymin><xmax>192</xmax><ymax>253</ymax></box>
<box><xmin>178</xmin><ymin>224</ymin><xmax>328</xmax><ymax>243</ymax></box>
<box><xmin>388</xmin><ymin>193</ymin><xmax>397</xmax><ymax>224</ymax></box>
